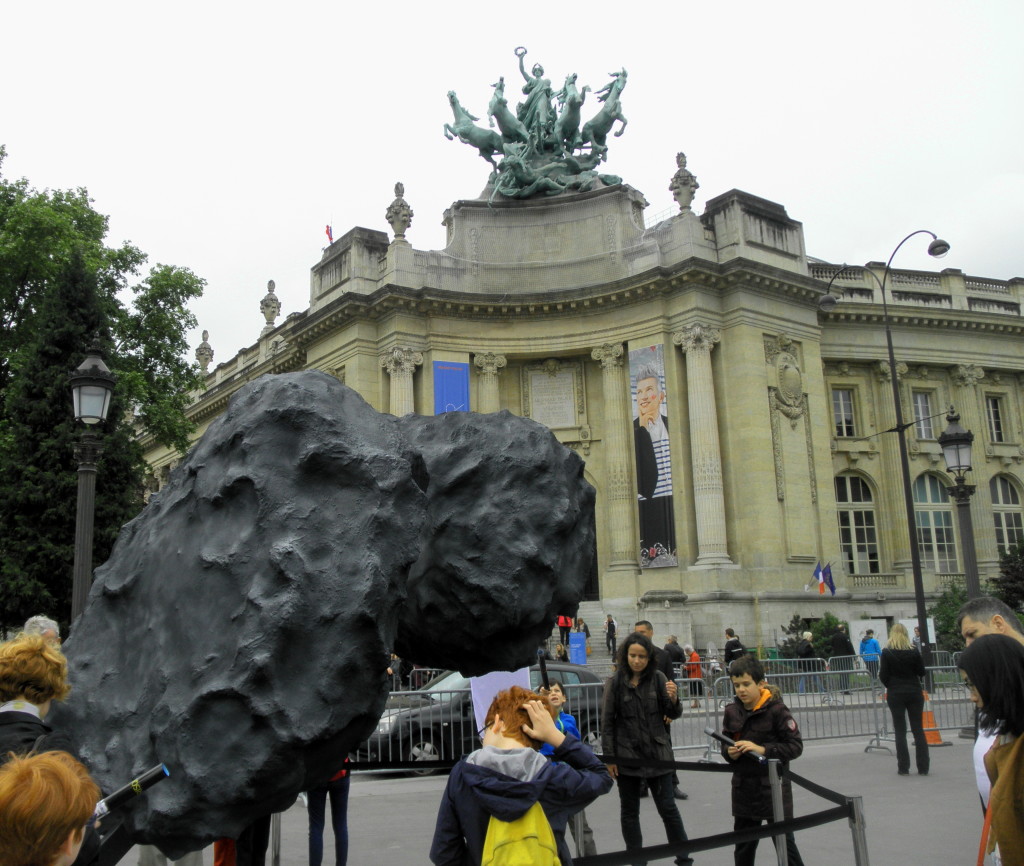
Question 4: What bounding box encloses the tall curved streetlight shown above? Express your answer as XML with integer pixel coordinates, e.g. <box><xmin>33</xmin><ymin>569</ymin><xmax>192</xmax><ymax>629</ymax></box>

<box><xmin>69</xmin><ymin>342</ymin><xmax>116</xmax><ymax>622</ymax></box>
<box><xmin>820</xmin><ymin>230</ymin><xmax>951</xmax><ymax>670</ymax></box>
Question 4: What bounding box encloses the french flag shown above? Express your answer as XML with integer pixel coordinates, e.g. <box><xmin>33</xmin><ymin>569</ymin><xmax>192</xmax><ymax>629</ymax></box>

<box><xmin>813</xmin><ymin>562</ymin><xmax>825</xmax><ymax>595</ymax></box>
<box><xmin>823</xmin><ymin>563</ymin><xmax>836</xmax><ymax>596</ymax></box>
<box><xmin>325</xmin><ymin>225</ymin><xmax>333</xmax><ymax>243</ymax></box>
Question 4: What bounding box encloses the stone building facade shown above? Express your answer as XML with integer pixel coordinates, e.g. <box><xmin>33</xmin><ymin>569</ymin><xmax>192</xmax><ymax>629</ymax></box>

<box><xmin>140</xmin><ymin>176</ymin><xmax>1024</xmax><ymax>651</ymax></box>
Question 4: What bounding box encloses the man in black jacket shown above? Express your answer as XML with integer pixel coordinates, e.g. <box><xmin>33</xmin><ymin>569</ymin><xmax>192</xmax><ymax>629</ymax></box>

<box><xmin>723</xmin><ymin>628</ymin><xmax>745</xmax><ymax>666</ymax></box>
<box><xmin>830</xmin><ymin>624</ymin><xmax>856</xmax><ymax>694</ymax></box>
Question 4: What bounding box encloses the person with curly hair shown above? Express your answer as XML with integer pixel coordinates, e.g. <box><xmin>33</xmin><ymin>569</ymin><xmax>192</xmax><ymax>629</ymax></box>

<box><xmin>0</xmin><ymin>750</ymin><xmax>100</xmax><ymax>866</ymax></box>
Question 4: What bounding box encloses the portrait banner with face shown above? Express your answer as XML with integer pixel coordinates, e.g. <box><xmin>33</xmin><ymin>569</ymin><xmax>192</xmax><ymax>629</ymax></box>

<box><xmin>628</xmin><ymin>344</ymin><xmax>678</xmax><ymax>567</ymax></box>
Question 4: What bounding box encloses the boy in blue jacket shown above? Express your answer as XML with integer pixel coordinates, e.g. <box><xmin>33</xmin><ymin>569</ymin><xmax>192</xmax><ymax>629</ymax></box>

<box><xmin>540</xmin><ymin>680</ymin><xmax>597</xmax><ymax>857</ymax></box>
<box><xmin>430</xmin><ymin>684</ymin><xmax>612</xmax><ymax>865</ymax></box>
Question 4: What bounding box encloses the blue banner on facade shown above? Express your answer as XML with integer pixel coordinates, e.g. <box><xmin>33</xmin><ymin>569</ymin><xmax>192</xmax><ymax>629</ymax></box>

<box><xmin>433</xmin><ymin>361</ymin><xmax>470</xmax><ymax>414</ymax></box>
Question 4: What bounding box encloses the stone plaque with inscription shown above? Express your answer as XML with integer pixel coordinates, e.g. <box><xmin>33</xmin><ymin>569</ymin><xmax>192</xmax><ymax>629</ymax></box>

<box><xmin>528</xmin><ymin>370</ymin><xmax>577</xmax><ymax>428</ymax></box>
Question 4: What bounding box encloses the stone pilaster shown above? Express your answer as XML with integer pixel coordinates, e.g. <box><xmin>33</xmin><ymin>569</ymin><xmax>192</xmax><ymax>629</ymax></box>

<box><xmin>473</xmin><ymin>352</ymin><xmax>506</xmax><ymax>413</ymax></box>
<box><xmin>876</xmin><ymin>360</ymin><xmax>913</xmax><ymax>572</ymax></box>
<box><xmin>673</xmin><ymin>324</ymin><xmax>734</xmax><ymax>566</ymax></box>
<box><xmin>592</xmin><ymin>343</ymin><xmax>637</xmax><ymax>571</ymax></box>
<box><xmin>379</xmin><ymin>347</ymin><xmax>423</xmax><ymax>416</ymax></box>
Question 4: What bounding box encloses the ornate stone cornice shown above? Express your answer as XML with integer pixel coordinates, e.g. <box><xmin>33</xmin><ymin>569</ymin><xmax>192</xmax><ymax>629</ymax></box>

<box><xmin>950</xmin><ymin>363</ymin><xmax>985</xmax><ymax>387</ymax></box>
<box><xmin>875</xmin><ymin>360</ymin><xmax>908</xmax><ymax>383</ymax></box>
<box><xmin>591</xmin><ymin>343</ymin><xmax>624</xmax><ymax>369</ymax></box>
<box><xmin>673</xmin><ymin>323</ymin><xmax>721</xmax><ymax>354</ymax></box>
<box><xmin>379</xmin><ymin>347</ymin><xmax>423</xmax><ymax>376</ymax></box>
<box><xmin>473</xmin><ymin>352</ymin><xmax>507</xmax><ymax>376</ymax></box>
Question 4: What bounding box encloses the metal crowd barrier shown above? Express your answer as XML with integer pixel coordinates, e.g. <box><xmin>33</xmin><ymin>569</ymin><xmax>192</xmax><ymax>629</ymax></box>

<box><xmin>353</xmin><ymin>661</ymin><xmax>974</xmax><ymax>779</ymax></box>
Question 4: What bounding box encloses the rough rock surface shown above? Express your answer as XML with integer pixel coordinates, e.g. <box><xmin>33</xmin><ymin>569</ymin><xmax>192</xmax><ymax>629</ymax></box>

<box><xmin>52</xmin><ymin>371</ymin><xmax>594</xmax><ymax>855</ymax></box>
<box><xmin>396</xmin><ymin>410</ymin><xmax>595</xmax><ymax>674</ymax></box>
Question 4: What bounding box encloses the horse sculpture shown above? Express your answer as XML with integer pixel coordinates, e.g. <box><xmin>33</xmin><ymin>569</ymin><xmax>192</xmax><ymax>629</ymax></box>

<box><xmin>487</xmin><ymin>77</ymin><xmax>529</xmax><ymax>144</ymax></box>
<box><xmin>445</xmin><ymin>90</ymin><xmax>505</xmax><ymax>167</ymax></box>
<box><xmin>579</xmin><ymin>68</ymin><xmax>628</xmax><ymax>158</ymax></box>
<box><xmin>553</xmin><ymin>72</ymin><xmax>590</xmax><ymax>154</ymax></box>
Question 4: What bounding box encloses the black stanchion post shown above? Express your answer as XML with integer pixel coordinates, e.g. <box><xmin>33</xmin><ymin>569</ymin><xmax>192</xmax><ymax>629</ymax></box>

<box><xmin>847</xmin><ymin>795</ymin><xmax>870</xmax><ymax>866</ymax></box>
<box><xmin>271</xmin><ymin>813</ymin><xmax>281</xmax><ymax>866</ymax></box>
<box><xmin>767</xmin><ymin>759</ymin><xmax>789</xmax><ymax>866</ymax></box>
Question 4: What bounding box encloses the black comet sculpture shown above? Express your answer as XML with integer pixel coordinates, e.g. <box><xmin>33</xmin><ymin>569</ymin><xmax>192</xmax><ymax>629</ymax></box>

<box><xmin>51</xmin><ymin>371</ymin><xmax>595</xmax><ymax>857</ymax></box>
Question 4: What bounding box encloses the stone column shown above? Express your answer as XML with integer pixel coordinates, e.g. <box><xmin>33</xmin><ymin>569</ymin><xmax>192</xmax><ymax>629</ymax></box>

<box><xmin>673</xmin><ymin>324</ymin><xmax>734</xmax><ymax>566</ymax></box>
<box><xmin>592</xmin><ymin>343</ymin><xmax>637</xmax><ymax>571</ymax></box>
<box><xmin>473</xmin><ymin>352</ymin><xmax>506</xmax><ymax>413</ymax></box>
<box><xmin>876</xmin><ymin>361</ymin><xmax>913</xmax><ymax>573</ymax></box>
<box><xmin>379</xmin><ymin>347</ymin><xmax>423</xmax><ymax>416</ymax></box>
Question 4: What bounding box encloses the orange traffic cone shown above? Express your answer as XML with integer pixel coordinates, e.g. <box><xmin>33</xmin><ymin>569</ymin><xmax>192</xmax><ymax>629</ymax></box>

<box><xmin>921</xmin><ymin>691</ymin><xmax>951</xmax><ymax>747</ymax></box>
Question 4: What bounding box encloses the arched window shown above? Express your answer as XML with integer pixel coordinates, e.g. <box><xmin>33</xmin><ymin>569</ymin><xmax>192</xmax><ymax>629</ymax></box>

<box><xmin>991</xmin><ymin>475</ymin><xmax>1024</xmax><ymax>555</ymax></box>
<box><xmin>835</xmin><ymin>475</ymin><xmax>879</xmax><ymax>574</ymax></box>
<box><xmin>913</xmin><ymin>474</ymin><xmax>957</xmax><ymax>572</ymax></box>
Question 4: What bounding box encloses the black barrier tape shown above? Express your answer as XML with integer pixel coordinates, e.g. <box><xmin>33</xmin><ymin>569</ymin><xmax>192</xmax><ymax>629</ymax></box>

<box><xmin>350</xmin><ymin>751</ymin><xmax>859</xmax><ymax>866</ymax></box>
<box><xmin>573</xmin><ymin>806</ymin><xmax>851</xmax><ymax>866</ymax></box>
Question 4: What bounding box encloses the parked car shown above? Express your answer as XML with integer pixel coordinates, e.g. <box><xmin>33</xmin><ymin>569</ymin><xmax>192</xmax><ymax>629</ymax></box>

<box><xmin>355</xmin><ymin>661</ymin><xmax>607</xmax><ymax>774</ymax></box>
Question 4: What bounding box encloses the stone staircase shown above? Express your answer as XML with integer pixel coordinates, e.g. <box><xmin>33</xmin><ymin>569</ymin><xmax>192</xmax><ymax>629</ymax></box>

<box><xmin>547</xmin><ymin>600</ymin><xmax>617</xmax><ymax>670</ymax></box>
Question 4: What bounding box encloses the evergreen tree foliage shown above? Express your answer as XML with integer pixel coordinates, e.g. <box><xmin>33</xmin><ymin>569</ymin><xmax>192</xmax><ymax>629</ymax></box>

<box><xmin>993</xmin><ymin>540</ymin><xmax>1024</xmax><ymax>612</ymax></box>
<box><xmin>928</xmin><ymin>582</ymin><xmax>968</xmax><ymax>653</ymax></box>
<box><xmin>0</xmin><ymin>147</ymin><xmax>206</xmax><ymax>627</ymax></box>
<box><xmin>0</xmin><ymin>253</ymin><xmax>144</xmax><ymax>626</ymax></box>
<box><xmin>777</xmin><ymin>614</ymin><xmax>806</xmax><ymax>658</ymax></box>
<box><xmin>777</xmin><ymin>611</ymin><xmax>844</xmax><ymax>659</ymax></box>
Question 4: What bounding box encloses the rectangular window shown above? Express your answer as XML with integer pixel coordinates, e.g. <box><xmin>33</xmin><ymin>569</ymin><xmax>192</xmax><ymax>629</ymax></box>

<box><xmin>913</xmin><ymin>391</ymin><xmax>934</xmax><ymax>439</ymax></box>
<box><xmin>838</xmin><ymin>510</ymin><xmax>880</xmax><ymax>574</ymax></box>
<box><xmin>832</xmin><ymin>389</ymin><xmax>855</xmax><ymax>438</ymax></box>
<box><xmin>917</xmin><ymin>510</ymin><xmax>958</xmax><ymax>572</ymax></box>
<box><xmin>995</xmin><ymin>512</ymin><xmax>1024</xmax><ymax>555</ymax></box>
<box><xmin>987</xmin><ymin>396</ymin><xmax>1005</xmax><ymax>443</ymax></box>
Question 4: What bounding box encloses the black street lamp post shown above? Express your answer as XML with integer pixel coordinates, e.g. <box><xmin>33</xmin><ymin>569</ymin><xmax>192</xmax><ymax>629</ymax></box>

<box><xmin>69</xmin><ymin>343</ymin><xmax>116</xmax><ymax>622</ymax></box>
<box><xmin>938</xmin><ymin>407</ymin><xmax>982</xmax><ymax>600</ymax></box>
<box><xmin>821</xmin><ymin>230</ymin><xmax>951</xmax><ymax>670</ymax></box>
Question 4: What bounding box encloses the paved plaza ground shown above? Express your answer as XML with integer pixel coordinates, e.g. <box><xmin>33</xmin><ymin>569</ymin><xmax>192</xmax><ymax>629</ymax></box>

<box><xmin>134</xmin><ymin>733</ymin><xmax>982</xmax><ymax>865</ymax></box>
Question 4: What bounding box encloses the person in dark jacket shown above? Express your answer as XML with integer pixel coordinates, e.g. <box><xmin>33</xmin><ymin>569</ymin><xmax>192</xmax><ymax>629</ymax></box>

<box><xmin>879</xmin><ymin>623</ymin><xmax>928</xmax><ymax>776</ymax></box>
<box><xmin>605</xmin><ymin>615</ymin><xmax>618</xmax><ymax>655</ymax></box>
<box><xmin>722</xmin><ymin>655</ymin><xmax>805</xmax><ymax>866</ymax></box>
<box><xmin>0</xmin><ymin>635</ymin><xmax>101</xmax><ymax>866</ymax></box>
<box><xmin>430</xmin><ymin>685</ymin><xmax>611</xmax><ymax>865</ymax></box>
<box><xmin>723</xmin><ymin>629</ymin><xmax>745</xmax><ymax>666</ymax></box>
<box><xmin>602</xmin><ymin>632</ymin><xmax>692</xmax><ymax>865</ymax></box>
<box><xmin>663</xmin><ymin>635</ymin><xmax>687</xmax><ymax>666</ymax></box>
<box><xmin>634</xmin><ymin>621</ymin><xmax>687</xmax><ymax>799</ymax></box>
<box><xmin>830</xmin><ymin>624</ymin><xmax>856</xmax><ymax>693</ymax></box>
<box><xmin>796</xmin><ymin>632</ymin><xmax>825</xmax><ymax>695</ymax></box>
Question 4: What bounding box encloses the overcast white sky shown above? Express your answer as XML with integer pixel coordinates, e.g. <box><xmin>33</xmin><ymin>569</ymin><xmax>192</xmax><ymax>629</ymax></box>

<box><xmin>4</xmin><ymin>1</ymin><xmax>1022</xmax><ymax>363</ymax></box>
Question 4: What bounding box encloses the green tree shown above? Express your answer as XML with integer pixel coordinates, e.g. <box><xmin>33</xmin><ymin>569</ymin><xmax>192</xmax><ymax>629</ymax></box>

<box><xmin>777</xmin><ymin>611</ymin><xmax>843</xmax><ymax>659</ymax></box>
<box><xmin>0</xmin><ymin>252</ymin><xmax>144</xmax><ymax>624</ymax></box>
<box><xmin>0</xmin><ymin>148</ymin><xmax>205</xmax><ymax>626</ymax></box>
<box><xmin>777</xmin><ymin>614</ymin><xmax>806</xmax><ymax>658</ymax></box>
<box><xmin>928</xmin><ymin>582</ymin><xmax>968</xmax><ymax>653</ymax></box>
<box><xmin>992</xmin><ymin>540</ymin><xmax>1024</xmax><ymax>612</ymax></box>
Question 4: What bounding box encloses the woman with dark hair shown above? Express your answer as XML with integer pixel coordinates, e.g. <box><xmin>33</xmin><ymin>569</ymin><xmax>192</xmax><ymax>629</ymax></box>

<box><xmin>959</xmin><ymin>634</ymin><xmax>1024</xmax><ymax>865</ymax></box>
<box><xmin>879</xmin><ymin>623</ymin><xmax>928</xmax><ymax>776</ymax></box>
<box><xmin>601</xmin><ymin>632</ymin><xmax>692</xmax><ymax>866</ymax></box>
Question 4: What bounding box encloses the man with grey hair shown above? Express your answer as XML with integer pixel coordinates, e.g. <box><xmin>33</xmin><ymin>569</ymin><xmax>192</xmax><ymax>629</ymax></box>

<box><xmin>22</xmin><ymin>615</ymin><xmax>60</xmax><ymax>648</ymax></box>
<box><xmin>957</xmin><ymin>596</ymin><xmax>1024</xmax><ymax>646</ymax></box>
